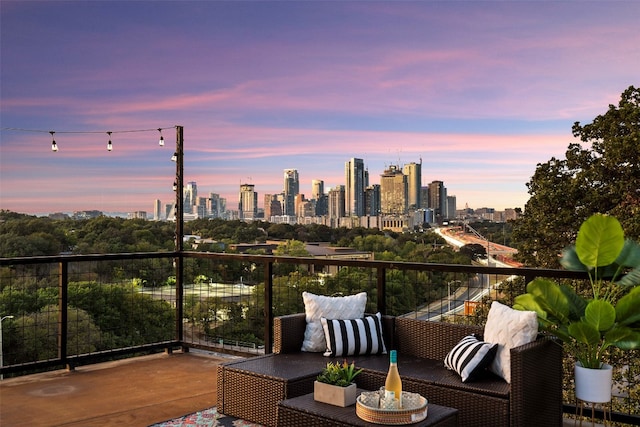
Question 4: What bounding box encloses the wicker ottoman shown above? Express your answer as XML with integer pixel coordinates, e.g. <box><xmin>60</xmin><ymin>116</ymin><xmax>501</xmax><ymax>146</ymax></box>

<box><xmin>216</xmin><ymin>353</ymin><xmax>327</xmax><ymax>427</ymax></box>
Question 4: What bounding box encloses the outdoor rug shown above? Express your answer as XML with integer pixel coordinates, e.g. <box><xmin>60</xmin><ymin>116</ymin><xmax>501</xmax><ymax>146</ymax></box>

<box><xmin>149</xmin><ymin>407</ymin><xmax>263</xmax><ymax>427</ymax></box>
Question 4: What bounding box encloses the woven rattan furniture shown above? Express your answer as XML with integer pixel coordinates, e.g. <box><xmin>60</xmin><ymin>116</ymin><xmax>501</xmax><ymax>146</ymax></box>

<box><xmin>277</xmin><ymin>389</ymin><xmax>458</xmax><ymax>427</ymax></box>
<box><xmin>216</xmin><ymin>313</ymin><xmax>562</xmax><ymax>427</ymax></box>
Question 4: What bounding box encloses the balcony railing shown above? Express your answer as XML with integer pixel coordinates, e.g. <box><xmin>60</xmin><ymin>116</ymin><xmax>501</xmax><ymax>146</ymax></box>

<box><xmin>1</xmin><ymin>251</ymin><xmax>638</xmax><ymax>425</ymax></box>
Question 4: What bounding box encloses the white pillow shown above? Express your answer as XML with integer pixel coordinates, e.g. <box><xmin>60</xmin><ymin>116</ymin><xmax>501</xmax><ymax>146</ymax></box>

<box><xmin>484</xmin><ymin>301</ymin><xmax>538</xmax><ymax>383</ymax></box>
<box><xmin>321</xmin><ymin>312</ymin><xmax>387</xmax><ymax>357</ymax></box>
<box><xmin>301</xmin><ymin>292</ymin><xmax>367</xmax><ymax>352</ymax></box>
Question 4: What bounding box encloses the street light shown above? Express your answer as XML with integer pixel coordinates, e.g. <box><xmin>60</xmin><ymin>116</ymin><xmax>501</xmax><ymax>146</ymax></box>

<box><xmin>1</xmin><ymin>315</ymin><xmax>14</xmax><ymax>380</ymax></box>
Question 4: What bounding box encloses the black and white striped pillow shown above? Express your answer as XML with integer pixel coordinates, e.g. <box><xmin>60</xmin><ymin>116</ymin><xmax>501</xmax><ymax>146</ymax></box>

<box><xmin>321</xmin><ymin>313</ymin><xmax>387</xmax><ymax>357</ymax></box>
<box><xmin>444</xmin><ymin>334</ymin><xmax>497</xmax><ymax>383</ymax></box>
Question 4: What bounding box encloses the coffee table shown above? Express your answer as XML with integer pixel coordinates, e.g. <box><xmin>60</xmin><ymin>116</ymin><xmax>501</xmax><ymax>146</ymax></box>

<box><xmin>277</xmin><ymin>389</ymin><xmax>458</xmax><ymax>427</ymax></box>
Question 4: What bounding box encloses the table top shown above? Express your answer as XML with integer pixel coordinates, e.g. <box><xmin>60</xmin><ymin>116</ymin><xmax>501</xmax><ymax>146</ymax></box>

<box><xmin>278</xmin><ymin>390</ymin><xmax>458</xmax><ymax>427</ymax></box>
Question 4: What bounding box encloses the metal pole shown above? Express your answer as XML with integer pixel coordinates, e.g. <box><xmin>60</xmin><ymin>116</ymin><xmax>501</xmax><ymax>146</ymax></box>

<box><xmin>1</xmin><ymin>315</ymin><xmax>15</xmax><ymax>380</ymax></box>
<box><xmin>175</xmin><ymin>126</ymin><xmax>184</xmax><ymax>344</ymax></box>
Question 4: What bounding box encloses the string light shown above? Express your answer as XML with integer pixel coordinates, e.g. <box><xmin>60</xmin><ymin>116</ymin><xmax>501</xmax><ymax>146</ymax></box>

<box><xmin>50</xmin><ymin>131</ymin><xmax>58</xmax><ymax>152</ymax></box>
<box><xmin>0</xmin><ymin>126</ymin><xmax>175</xmax><ymax>152</ymax></box>
<box><xmin>171</xmin><ymin>152</ymin><xmax>178</xmax><ymax>162</ymax></box>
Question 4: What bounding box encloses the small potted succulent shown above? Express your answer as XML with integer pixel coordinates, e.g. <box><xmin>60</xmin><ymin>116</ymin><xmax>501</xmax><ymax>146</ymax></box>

<box><xmin>314</xmin><ymin>360</ymin><xmax>363</xmax><ymax>407</ymax></box>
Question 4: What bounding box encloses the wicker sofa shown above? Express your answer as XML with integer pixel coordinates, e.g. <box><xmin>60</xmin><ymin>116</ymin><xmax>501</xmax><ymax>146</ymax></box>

<box><xmin>216</xmin><ymin>313</ymin><xmax>563</xmax><ymax>427</ymax></box>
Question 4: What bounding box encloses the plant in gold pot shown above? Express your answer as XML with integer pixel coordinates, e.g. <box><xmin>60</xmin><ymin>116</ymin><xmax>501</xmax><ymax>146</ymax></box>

<box><xmin>314</xmin><ymin>360</ymin><xmax>363</xmax><ymax>407</ymax></box>
<box><xmin>514</xmin><ymin>213</ymin><xmax>640</xmax><ymax>403</ymax></box>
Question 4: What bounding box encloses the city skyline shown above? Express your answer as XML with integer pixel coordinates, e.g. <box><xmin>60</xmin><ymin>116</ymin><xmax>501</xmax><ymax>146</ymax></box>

<box><xmin>1</xmin><ymin>2</ymin><xmax>638</xmax><ymax>214</ymax></box>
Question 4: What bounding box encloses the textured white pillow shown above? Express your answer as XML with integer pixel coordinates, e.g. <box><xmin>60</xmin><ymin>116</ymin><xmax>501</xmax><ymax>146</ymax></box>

<box><xmin>484</xmin><ymin>301</ymin><xmax>538</xmax><ymax>383</ymax></box>
<box><xmin>301</xmin><ymin>292</ymin><xmax>367</xmax><ymax>352</ymax></box>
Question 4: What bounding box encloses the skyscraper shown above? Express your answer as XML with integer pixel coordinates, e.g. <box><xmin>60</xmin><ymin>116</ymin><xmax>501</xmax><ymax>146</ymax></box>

<box><xmin>365</xmin><ymin>184</ymin><xmax>381</xmax><ymax>216</ymax></box>
<box><xmin>328</xmin><ymin>185</ymin><xmax>346</xmax><ymax>220</ymax></box>
<box><xmin>239</xmin><ymin>184</ymin><xmax>257</xmax><ymax>220</ymax></box>
<box><xmin>153</xmin><ymin>199</ymin><xmax>162</xmax><ymax>220</ymax></box>
<box><xmin>380</xmin><ymin>165</ymin><xmax>407</xmax><ymax>215</ymax></box>
<box><xmin>184</xmin><ymin>181</ymin><xmax>197</xmax><ymax>214</ymax></box>
<box><xmin>311</xmin><ymin>179</ymin><xmax>324</xmax><ymax>200</ymax></box>
<box><xmin>403</xmin><ymin>162</ymin><xmax>421</xmax><ymax>211</ymax></box>
<box><xmin>283</xmin><ymin>169</ymin><xmax>299</xmax><ymax>216</ymax></box>
<box><xmin>428</xmin><ymin>180</ymin><xmax>447</xmax><ymax>220</ymax></box>
<box><xmin>345</xmin><ymin>158</ymin><xmax>365</xmax><ymax>217</ymax></box>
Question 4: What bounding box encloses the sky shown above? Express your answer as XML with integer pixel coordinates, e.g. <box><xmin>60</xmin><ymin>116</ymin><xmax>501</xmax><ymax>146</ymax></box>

<box><xmin>1</xmin><ymin>1</ymin><xmax>639</xmax><ymax>215</ymax></box>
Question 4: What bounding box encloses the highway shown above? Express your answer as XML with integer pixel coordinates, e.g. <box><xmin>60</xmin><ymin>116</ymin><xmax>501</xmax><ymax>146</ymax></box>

<box><xmin>404</xmin><ymin>227</ymin><xmax>517</xmax><ymax>320</ymax></box>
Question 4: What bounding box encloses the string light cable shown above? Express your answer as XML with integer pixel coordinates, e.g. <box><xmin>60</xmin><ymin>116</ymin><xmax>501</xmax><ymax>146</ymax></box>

<box><xmin>1</xmin><ymin>126</ymin><xmax>177</xmax><ymax>151</ymax></box>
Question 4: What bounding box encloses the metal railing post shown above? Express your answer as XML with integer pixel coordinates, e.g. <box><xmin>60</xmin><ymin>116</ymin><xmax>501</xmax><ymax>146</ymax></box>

<box><xmin>377</xmin><ymin>267</ymin><xmax>386</xmax><ymax>315</ymax></box>
<box><xmin>58</xmin><ymin>260</ymin><xmax>69</xmax><ymax>369</ymax></box>
<box><xmin>264</xmin><ymin>260</ymin><xmax>273</xmax><ymax>354</ymax></box>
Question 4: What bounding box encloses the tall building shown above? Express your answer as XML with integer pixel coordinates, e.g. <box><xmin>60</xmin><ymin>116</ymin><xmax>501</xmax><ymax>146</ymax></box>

<box><xmin>153</xmin><ymin>199</ymin><xmax>162</xmax><ymax>220</ymax></box>
<box><xmin>446</xmin><ymin>195</ymin><xmax>457</xmax><ymax>220</ymax></box>
<box><xmin>365</xmin><ymin>184</ymin><xmax>381</xmax><ymax>216</ymax></box>
<box><xmin>283</xmin><ymin>169</ymin><xmax>299</xmax><ymax>216</ymax></box>
<box><xmin>184</xmin><ymin>182</ymin><xmax>197</xmax><ymax>214</ymax></box>
<box><xmin>208</xmin><ymin>193</ymin><xmax>222</xmax><ymax>218</ymax></box>
<box><xmin>380</xmin><ymin>165</ymin><xmax>407</xmax><ymax>215</ymax></box>
<box><xmin>345</xmin><ymin>158</ymin><xmax>365</xmax><ymax>217</ymax></box>
<box><xmin>403</xmin><ymin>162</ymin><xmax>421</xmax><ymax>211</ymax></box>
<box><xmin>264</xmin><ymin>194</ymin><xmax>282</xmax><ymax>219</ymax></box>
<box><xmin>428</xmin><ymin>180</ymin><xmax>447</xmax><ymax>220</ymax></box>
<box><xmin>311</xmin><ymin>179</ymin><xmax>324</xmax><ymax>200</ymax></box>
<box><xmin>328</xmin><ymin>185</ymin><xmax>346</xmax><ymax>220</ymax></box>
<box><xmin>239</xmin><ymin>184</ymin><xmax>257</xmax><ymax>220</ymax></box>
<box><xmin>312</xmin><ymin>179</ymin><xmax>327</xmax><ymax>216</ymax></box>
<box><xmin>196</xmin><ymin>197</ymin><xmax>208</xmax><ymax>218</ymax></box>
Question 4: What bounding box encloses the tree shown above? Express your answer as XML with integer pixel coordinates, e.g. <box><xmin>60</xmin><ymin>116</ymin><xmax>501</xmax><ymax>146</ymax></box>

<box><xmin>513</xmin><ymin>86</ymin><xmax>640</xmax><ymax>267</ymax></box>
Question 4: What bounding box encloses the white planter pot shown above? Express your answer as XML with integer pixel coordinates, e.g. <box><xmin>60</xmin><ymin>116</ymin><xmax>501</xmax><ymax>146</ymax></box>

<box><xmin>574</xmin><ymin>362</ymin><xmax>613</xmax><ymax>403</ymax></box>
<box><xmin>314</xmin><ymin>381</ymin><xmax>357</xmax><ymax>407</ymax></box>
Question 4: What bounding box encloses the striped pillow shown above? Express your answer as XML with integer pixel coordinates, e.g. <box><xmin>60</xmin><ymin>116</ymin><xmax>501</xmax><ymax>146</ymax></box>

<box><xmin>444</xmin><ymin>334</ymin><xmax>497</xmax><ymax>383</ymax></box>
<box><xmin>321</xmin><ymin>313</ymin><xmax>387</xmax><ymax>357</ymax></box>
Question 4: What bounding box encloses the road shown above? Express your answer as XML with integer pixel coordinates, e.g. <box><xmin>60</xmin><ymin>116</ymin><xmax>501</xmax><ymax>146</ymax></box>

<box><xmin>404</xmin><ymin>228</ymin><xmax>518</xmax><ymax>320</ymax></box>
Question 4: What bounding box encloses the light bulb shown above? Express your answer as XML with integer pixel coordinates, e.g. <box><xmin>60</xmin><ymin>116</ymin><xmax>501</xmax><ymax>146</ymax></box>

<box><xmin>171</xmin><ymin>152</ymin><xmax>177</xmax><ymax>162</ymax></box>
<box><xmin>173</xmin><ymin>182</ymin><xmax>177</xmax><ymax>191</ymax></box>
<box><xmin>107</xmin><ymin>132</ymin><xmax>113</xmax><ymax>151</ymax></box>
<box><xmin>50</xmin><ymin>131</ymin><xmax>58</xmax><ymax>152</ymax></box>
<box><xmin>158</xmin><ymin>128</ymin><xmax>164</xmax><ymax>146</ymax></box>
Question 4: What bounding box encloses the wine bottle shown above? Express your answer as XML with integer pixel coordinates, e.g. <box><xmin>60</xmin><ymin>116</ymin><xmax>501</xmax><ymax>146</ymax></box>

<box><xmin>384</xmin><ymin>350</ymin><xmax>402</xmax><ymax>408</ymax></box>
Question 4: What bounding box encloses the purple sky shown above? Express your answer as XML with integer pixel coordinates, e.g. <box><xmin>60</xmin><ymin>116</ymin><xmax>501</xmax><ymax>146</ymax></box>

<box><xmin>1</xmin><ymin>1</ymin><xmax>638</xmax><ymax>214</ymax></box>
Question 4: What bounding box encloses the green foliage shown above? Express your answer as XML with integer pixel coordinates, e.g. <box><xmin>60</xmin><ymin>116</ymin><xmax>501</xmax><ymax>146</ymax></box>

<box><xmin>514</xmin><ymin>214</ymin><xmax>640</xmax><ymax>368</ymax></box>
<box><xmin>316</xmin><ymin>360</ymin><xmax>363</xmax><ymax>387</ymax></box>
<box><xmin>513</xmin><ymin>86</ymin><xmax>640</xmax><ymax>267</ymax></box>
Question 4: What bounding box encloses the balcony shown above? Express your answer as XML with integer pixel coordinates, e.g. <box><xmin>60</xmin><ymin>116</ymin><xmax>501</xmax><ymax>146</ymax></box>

<box><xmin>0</xmin><ymin>252</ymin><xmax>638</xmax><ymax>425</ymax></box>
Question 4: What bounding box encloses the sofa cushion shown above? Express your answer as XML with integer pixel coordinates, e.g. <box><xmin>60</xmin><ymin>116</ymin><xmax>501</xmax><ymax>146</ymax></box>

<box><xmin>301</xmin><ymin>292</ymin><xmax>367</xmax><ymax>352</ymax></box>
<box><xmin>484</xmin><ymin>301</ymin><xmax>538</xmax><ymax>383</ymax></box>
<box><xmin>444</xmin><ymin>334</ymin><xmax>497</xmax><ymax>383</ymax></box>
<box><xmin>321</xmin><ymin>312</ymin><xmax>387</xmax><ymax>357</ymax></box>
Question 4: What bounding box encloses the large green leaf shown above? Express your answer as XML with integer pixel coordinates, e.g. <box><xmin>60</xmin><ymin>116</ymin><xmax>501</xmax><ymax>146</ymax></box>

<box><xmin>526</xmin><ymin>278</ymin><xmax>570</xmax><ymax>322</ymax></box>
<box><xmin>606</xmin><ymin>327</ymin><xmax>640</xmax><ymax>350</ymax></box>
<box><xmin>616</xmin><ymin>239</ymin><xmax>640</xmax><ymax>268</ymax></box>
<box><xmin>568</xmin><ymin>321</ymin><xmax>601</xmax><ymax>346</ymax></box>
<box><xmin>584</xmin><ymin>299</ymin><xmax>615</xmax><ymax>332</ymax></box>
<box><xmin>575</xmin><ymin>214</ymin><xmax>625</xmax><ymax>268</ymax></box>
<box><xmin>616</xmin><ymin>287</ymin><xmax>640</xmax><ymax>326</ymax></box>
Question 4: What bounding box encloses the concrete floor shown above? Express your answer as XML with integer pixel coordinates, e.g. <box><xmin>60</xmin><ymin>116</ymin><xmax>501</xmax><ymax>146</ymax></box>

<box><xmin>0</xmin><ymin>350</ymin><xmax>226</xmax><ymax>427</ymax></box>
<box><xmin>0</xmin><ymin>350</ymin><xmax>602</xmax><ymax>427</ymax></box>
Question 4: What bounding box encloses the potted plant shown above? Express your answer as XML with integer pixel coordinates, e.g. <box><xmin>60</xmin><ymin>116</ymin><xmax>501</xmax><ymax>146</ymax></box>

<box><xmin>314</xmin><ymin>360</ymin><xmax>363</xmax><ymax>407</ymax></box>
<box><xmin>514</xmin><ymin>213</ymin><xmax>640</xmax><ymax>403</ymax></box>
